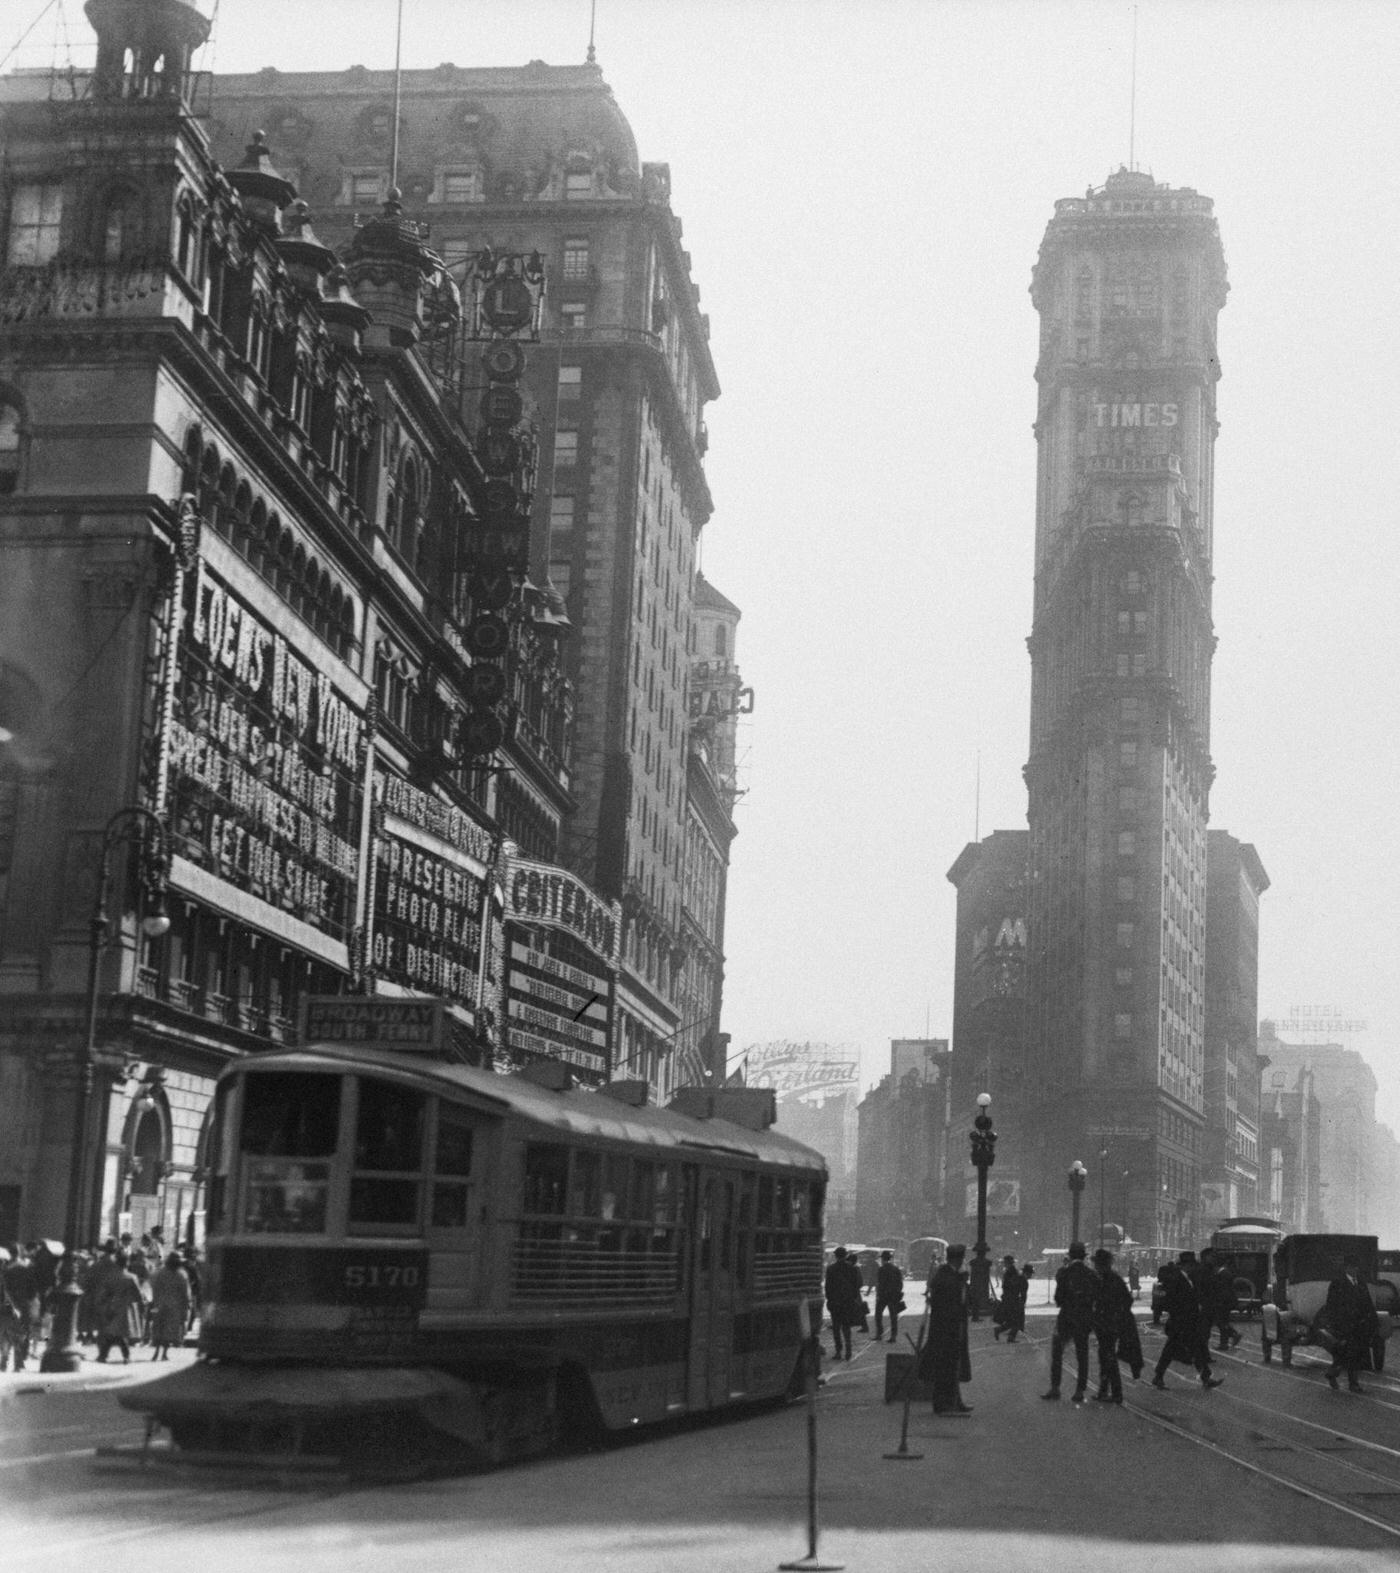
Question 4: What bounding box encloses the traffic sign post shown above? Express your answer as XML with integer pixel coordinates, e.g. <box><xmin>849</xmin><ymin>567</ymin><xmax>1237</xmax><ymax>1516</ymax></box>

<box><xmin>778</xmin><ymin>1299</ymin><xmax>843</xmax><ymax>1572</ymax></box>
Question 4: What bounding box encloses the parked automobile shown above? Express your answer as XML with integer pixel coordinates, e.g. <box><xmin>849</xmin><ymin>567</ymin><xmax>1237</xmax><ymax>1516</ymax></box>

<box><xmin>1259</xmin><ymin>1233</ymin><xmax>1397</xmax><ymax>1367</ymax></box>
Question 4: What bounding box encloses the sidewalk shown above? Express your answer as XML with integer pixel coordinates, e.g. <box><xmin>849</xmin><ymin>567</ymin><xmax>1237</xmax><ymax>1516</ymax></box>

<box><xmin>0</xmin><ymin>1341</ymin><xmax>200</xmax><ymax>1405</ymax></box>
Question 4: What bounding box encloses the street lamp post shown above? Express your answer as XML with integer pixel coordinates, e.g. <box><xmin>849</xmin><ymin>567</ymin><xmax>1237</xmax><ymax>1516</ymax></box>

<box><xmin>968</xmin><ymin>1092</ymin><xmax>997</xmax><ymax>1319</ymax></box>
<box><xmin>1098</xmin><ymin>1146</ymin><xmax>1109</xmax><ymax>1250</ymax></box>
<box><xmin>1067</xmin><ymin>1160</ymin><xmax>1087</xmax><ymax>1245</ymax></box>
<box><xmin>41</xmin><ymin>806</ymin><xmax>170</xmax><ymax>1373</ymax></box>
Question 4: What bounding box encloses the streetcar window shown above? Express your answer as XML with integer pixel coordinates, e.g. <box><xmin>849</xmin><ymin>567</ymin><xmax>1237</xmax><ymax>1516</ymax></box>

<box><xmin>435</xmin><ymin>1110</ymin><xmax>474</xmax><ymax>1176</ymax></box>
<box><xmin>653</xmin><ymin>1165</ymin><xmax>677</xmax><ymax>1224</ymax></box>
<box><xmin>631</xmin><ymin>1161</ymin><xmax>656</xmax><ymax>1221</ymax></box>
<box><xmin>430</xmin><ymin>1107</ymin><xmax>474</xmax><ymax>1229</ymax></box>
<box><xmin>240</xmin><ymin>1072</ymin><xmax>340</xmax><ymax>1157</ymax></box>
<box><xmin>757</xmin><ymin>1174</ymin><xmax>774</xmax><ymax>1227</ymax></box>
<box><xmin>523</xmin><ymin>1143</ymin><xmax>569</xmax><ymax>1215</ymax></box>
<box><xmin>243</xmin><ymin>1159</ymin><xmax>331</xmax><ymax>1234</ymax></box>
<box><xmin>349</xmin><ymin>1078</ymin><xmax>426</xmax><ymax>1232</ymax></box>
<box><xmin>602</xmin><ymin>1154</ymin><xmax>628</xmax><ymax>1220</ymax></box>
<box><xmin>570</xmin><ymin>1150</ymin><xmax>601</xmax><ymax>1216</ymax></box>
<box><xmin>355</xmin><ymin>1079</ymin><xmax>425</xmax><ymax>1171</ymax></box>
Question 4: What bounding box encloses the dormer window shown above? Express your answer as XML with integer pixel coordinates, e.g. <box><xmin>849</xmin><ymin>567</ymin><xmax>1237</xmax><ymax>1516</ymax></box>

<box><xmin>6</xmin><ymin>182</ymin><xmax>63</xmax><ymax>265</ymax></box>
<box><xmin>565</xmin><ymin>167</ymin><xmax>593</xmax><ymax>198</ymax></box>
<box><xmin>438</xmin><ymin>169</ymin><xmax>478</xmax><ymax>204</ymax></box>
<box><xmin>345</xmin><ymin>170</ymin><xmax>386</xmax><ymax>207</ymax></box>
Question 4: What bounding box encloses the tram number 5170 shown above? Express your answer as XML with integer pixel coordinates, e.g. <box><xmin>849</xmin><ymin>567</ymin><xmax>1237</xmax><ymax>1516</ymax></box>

<box><xmin>344</xmin><ymin>1263</ymin><xmax>420</xmax><ymax>1290</ymax></box>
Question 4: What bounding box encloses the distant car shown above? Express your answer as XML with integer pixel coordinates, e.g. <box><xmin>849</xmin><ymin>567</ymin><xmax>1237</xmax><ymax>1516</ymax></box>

<box><xmin>1259</xmin><ymin>1233</ymin><xmax>1396</xmax><ymax>1368</ymax></box>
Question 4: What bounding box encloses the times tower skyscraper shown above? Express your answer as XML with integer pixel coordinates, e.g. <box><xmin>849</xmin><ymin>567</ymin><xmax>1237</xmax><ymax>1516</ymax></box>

<box><xmin>1024</xmin><ymin>168</ymin><xmax>1228</xmax><ymax>1253</ymax></box>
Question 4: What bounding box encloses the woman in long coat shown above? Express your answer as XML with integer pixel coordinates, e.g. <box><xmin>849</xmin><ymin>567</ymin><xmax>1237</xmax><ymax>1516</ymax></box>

<box><xmin>96</xmin><ymin>1251</ymin><xmax>145</xmax><ymax>1364</ymax></box>
<box><xmin>147</xmin><ymin>1253</ymin><xmax>192</xmax><ymax>1361</ymax></box>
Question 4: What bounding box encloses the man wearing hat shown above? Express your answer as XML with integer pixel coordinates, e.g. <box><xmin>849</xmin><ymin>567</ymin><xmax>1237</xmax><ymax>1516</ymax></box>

<box><xmin>918</xmin><ymin>1242</ymin><xmax>972</xmax><ymax>1414</ymax></box>
<box><xmin>1151</xmin><ymin>1251</ymin><xmax>1222</xmax><ymax>1390</ymax></box>
<box><xmin>993</xmin><ymin>1255</ymin><xmax>1027</xmax><ymax>1343</ymax></box>
<box><xmin>872</xmin><ymin>1250</ymin><xmax>904</xmax><ymax>1343</ymax></box>
<box><xmin>1090</xmin><ymin>1247</ymin><xmax>1136</xmax><ymax>1402</ymax></box>
<box><xmin>1043</xmin><ymin>1241</ymin><xmax>1098</xmax><ymax>1402</ymax></box>
<box><xmin>823</xmin><ymin>1247</ymin><xmax>864</xmax><ymax>1361</ymax></box>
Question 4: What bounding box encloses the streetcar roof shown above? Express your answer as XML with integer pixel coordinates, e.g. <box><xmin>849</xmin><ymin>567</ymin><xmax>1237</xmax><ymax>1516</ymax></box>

<box><xmin>225</xmin><ymin>1045</ymin><xmax>828</xmax><ymax>1174</ymax></box>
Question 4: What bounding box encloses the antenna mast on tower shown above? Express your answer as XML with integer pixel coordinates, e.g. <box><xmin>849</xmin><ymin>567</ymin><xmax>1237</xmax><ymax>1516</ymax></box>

<box><xmin>390</xmin><ymin>0</ymin><xmax>404</xmax><ymax>190</ymax></box>
<box><xmin>1129</xmin><ymin>5</ymin><xmax>1139</xmax><ymax>170</ymax></box>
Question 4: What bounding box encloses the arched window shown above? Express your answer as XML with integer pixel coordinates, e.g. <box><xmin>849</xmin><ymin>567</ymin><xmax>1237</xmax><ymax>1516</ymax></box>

<box><xmin>175</xmin><ymin>194</ymin><xmax>200</xmax><ymax>280</ymax></box>
<box><xmin>247</xmin><ymin>498</ymin><xmax>268</xmax><ymax>570</ymax></box>
<box><xmin>0</xmin><ymin>401</ymin><xmax>24</xmax><ymax>495</ymax></box>
<box><xmin>104</xmin><ymin>202</ymin><xmax>125</xmax><ymax>263</ymax></box>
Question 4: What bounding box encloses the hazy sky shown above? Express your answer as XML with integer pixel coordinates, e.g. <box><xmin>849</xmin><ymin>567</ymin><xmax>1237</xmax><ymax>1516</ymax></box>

<box><xmin>21</xmin><ymin>0</ymin><xmax>1398</xmax><ymax>1123</ymax></box>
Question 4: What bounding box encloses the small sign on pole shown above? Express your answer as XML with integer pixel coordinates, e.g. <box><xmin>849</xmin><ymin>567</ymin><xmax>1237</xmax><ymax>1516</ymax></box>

<box><xmin>778</xmin><ymin>1300</ymin><xmax>843</xmax><ymax>1572</ymax></box>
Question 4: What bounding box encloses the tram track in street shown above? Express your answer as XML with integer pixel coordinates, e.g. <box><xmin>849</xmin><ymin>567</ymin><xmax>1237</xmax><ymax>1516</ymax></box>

<box><xmin>1014</xmin><ymin>1320</ymin><xmax>1400</xmax><ymax>1543</ymax></box>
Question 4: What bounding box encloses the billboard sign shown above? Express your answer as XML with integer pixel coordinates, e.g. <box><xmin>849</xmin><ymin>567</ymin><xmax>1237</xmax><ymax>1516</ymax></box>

<box><xmin>744</xmin><ymin>1041</ymin><xmax>860</xmax><ymax>1102</ymax></box>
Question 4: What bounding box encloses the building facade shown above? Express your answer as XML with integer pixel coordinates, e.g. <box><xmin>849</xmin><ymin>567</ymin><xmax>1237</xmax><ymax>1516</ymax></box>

<box><xmin>1259</xmin><ymin>1056</ymin><xmax>1323</xmax><ymax>1235</ymax></box>
<box><xmin>0</xmin><ymin>1</ymin><xmax>637</xmax><ymax>1247</ymax></box>
<box><xmin>1022</xmin><ymin>168</ymin><xmax>1229</xmax><ymax>1252</ymax></box>
<box><xmin>1200</xmin><ymin>831</ymin><xmax>1268</xmax><ymax>1227</ymax></box>
<box><xmin>1257</xmin><ymin>1026</ymin><xmax>1380</xmax><ymax>1237</ymax></box>
<box><xmin>854</xmin><ymin>1038</ymin><xmax>951</xmax><ymax>1244</ymax></box>
<box><xmin>204</xmin><ymin>57</ymin><xmax>730</xmax><ymax>1100</ymax></box>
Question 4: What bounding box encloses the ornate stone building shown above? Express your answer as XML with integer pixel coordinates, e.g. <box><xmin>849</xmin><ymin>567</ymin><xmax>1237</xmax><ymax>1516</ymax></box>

<box><xmin>204</xmin><ymin>56</ymin><xmax>733</xmax><ymax>1101</ymax></box>
<box><xmin>1022</xmin><ymin>168</ymin><xmax>1229</xmax><ymax>1252</ymax></box>
<box><xmin>0</xmin><ymin>0</ymin><xmax>620</xmax><ymax>1247</ymax></box>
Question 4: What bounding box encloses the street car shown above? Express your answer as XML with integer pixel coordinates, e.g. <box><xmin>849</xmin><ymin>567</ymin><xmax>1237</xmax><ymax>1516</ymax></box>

<box><xmin>1259</xmin><ymin>1233</ymin><xmax>1397</xmax><ymax>1368</ymax></box>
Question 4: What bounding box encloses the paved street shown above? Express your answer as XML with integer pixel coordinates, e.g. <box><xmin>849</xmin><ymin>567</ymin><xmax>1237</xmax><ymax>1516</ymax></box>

<box><xmin>5</xmin><ymin>1308</ymin><xmax>1400</xmax><ymax>1572</ymax></box>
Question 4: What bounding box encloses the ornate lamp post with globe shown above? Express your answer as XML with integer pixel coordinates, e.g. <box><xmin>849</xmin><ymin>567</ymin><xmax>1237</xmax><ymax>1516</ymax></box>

<box><xmin>1067</xmin><ymin>1159</ymin><xmax>1088</xmax><ymax>1245</ymax></box>
<box><xmin>968</xmin><ymin>1092</ymin><xmax>997</xmax><ymax>1318</ymax></box>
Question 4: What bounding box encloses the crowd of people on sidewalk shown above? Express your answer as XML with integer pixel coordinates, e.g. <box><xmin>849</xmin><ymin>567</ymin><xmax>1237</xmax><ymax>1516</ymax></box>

<box><xmin>0</xmin><ymin>1228</ymin><xmax>201</xmax><ymax>1372</ymax></box>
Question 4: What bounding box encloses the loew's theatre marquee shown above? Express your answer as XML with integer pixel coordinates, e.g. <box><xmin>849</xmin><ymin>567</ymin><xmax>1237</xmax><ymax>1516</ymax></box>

<box><xmin>503</xmin><ymin>856</ymin><xmax>619</xmax><ymax>1085</ymax></box>
<box><xmin>167</xmin><ymin>559</ymin><xmax>364</xmax><ymax>943</ymax></box>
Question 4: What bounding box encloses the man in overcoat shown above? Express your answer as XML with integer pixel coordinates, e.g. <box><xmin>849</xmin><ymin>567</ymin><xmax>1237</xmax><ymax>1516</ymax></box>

<box><xmin>1090</xmin><ymin>1247</ymin><xmax>1137</xmax><ymax>1402</ymax></box>
<box><xmin>823</xmin><ymin>1246</ymin><xmax>864</xmax><ymax>1361</ymax></box>
<box><xmin>993</xmin><ymin>1255</ymin><xmax>1027</xmax><ymax>1342</ymax></box>
<box><xmin>918</xmin><ymin>1242</ymin><xmax>972</xmax><ymax>1414</ymax></box>
<box><xmin>873</xmin><ymin>1250</ymin><xmax>904</xmax><ymax>1343</ymax></box>
<box><xmin>1043</xmin><ymin>1241</ymin><xmax>1098</xmax><ymax>1402</ymax></box>
<box><xmin>1322</xmin><ymin>1255</ymin><xmax>1380</xmax><ymax>1393</ymax></box>
<box><xmin>1151</xmin><ymin>1255</ymin><xmax>1222</xmax><ymax>1389</ymax></box>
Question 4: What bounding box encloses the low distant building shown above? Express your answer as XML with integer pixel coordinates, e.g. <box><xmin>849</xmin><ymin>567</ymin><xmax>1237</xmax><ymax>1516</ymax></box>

<box><xmin>1258</xmin><ymin>1054</ymin><xmax>1322</xmax><ymax>1233</ymax></box>
<box><xmin>855</xmin><ymin>1039</ymin><xmax>951</xmax><ymax>1242</ymax></box>
<box><xmin>1259</xmin><ymin>1025</ymin><xmax>1377</xmax><ymax>1235</ymax></box>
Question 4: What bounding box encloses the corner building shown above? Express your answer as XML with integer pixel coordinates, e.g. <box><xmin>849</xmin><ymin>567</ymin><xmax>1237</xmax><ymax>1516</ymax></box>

<box><xmin>206</xmin><ymin>58</ymin><xmax>729</xmax><ymax>1098</ymax></box>
<box><xmin>1024</xmin><ymin>169</ymin><xmax>1227</xmax><ymax>1252</ymax></box>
